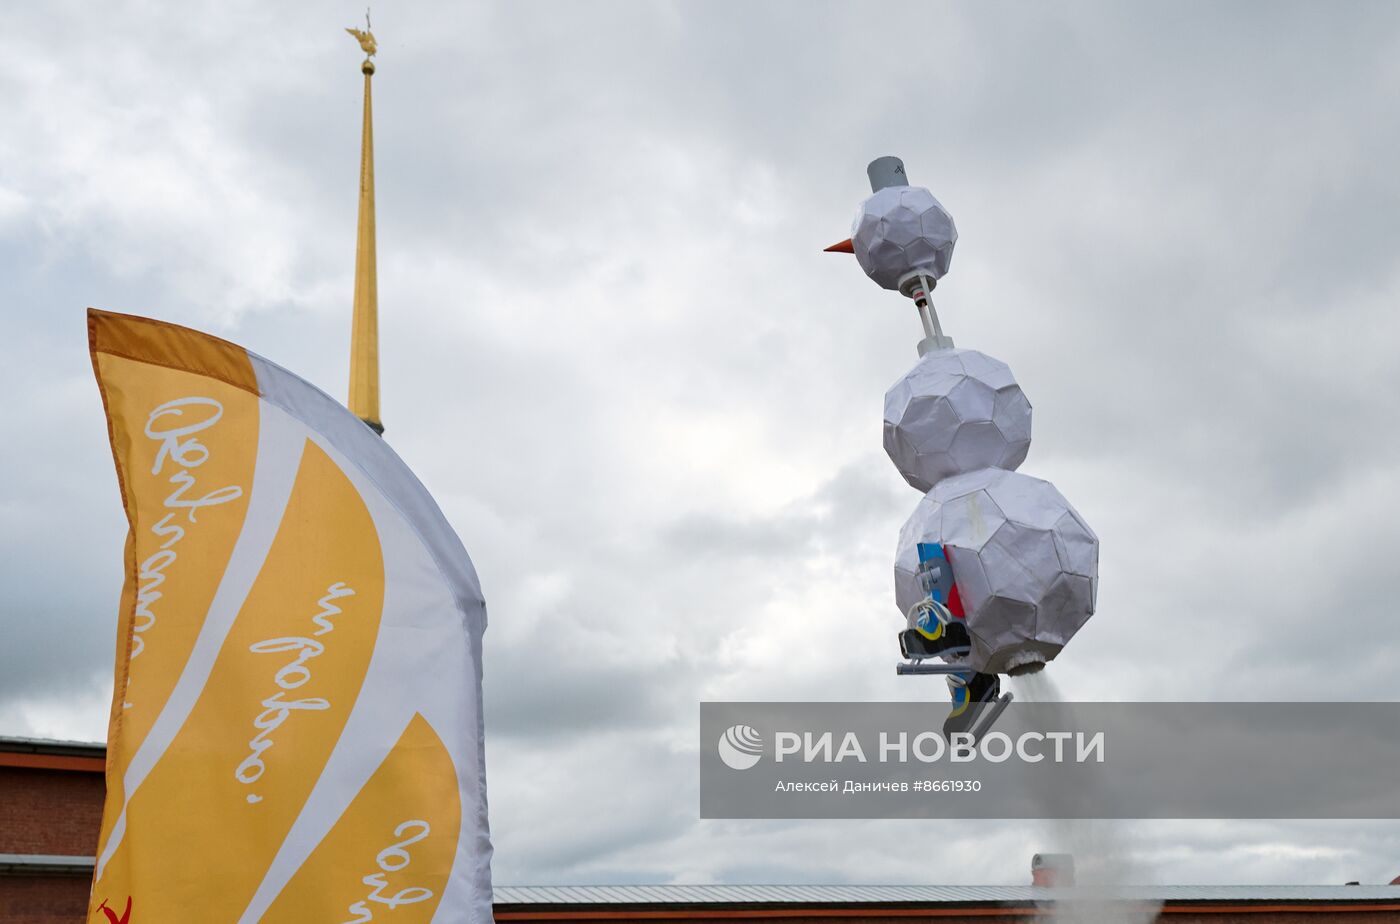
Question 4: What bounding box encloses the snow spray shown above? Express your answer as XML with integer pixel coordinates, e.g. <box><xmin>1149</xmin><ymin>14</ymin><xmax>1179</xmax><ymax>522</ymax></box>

<box><xmin>1013</xmin><ymin>672</ymin><xmax>1161</xmax><ymax>924</ymax></box>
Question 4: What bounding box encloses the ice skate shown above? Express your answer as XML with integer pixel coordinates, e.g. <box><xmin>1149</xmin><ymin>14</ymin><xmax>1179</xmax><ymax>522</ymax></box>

<box><xmin>943</xmin><ymin>671</ymin><xmax>1013</xmax><ymax>741</ymax></box>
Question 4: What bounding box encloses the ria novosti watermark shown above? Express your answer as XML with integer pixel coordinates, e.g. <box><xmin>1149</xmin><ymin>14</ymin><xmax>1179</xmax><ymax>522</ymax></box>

<box><xmin>701</xmin><ymin>702</ymin><xmax>1400</xmax><ymax>819</ymax></box>
<box><xmin>717</xmin><ymin>722</ymin><xmax>1103</xmax><ymax>770</ymax></box>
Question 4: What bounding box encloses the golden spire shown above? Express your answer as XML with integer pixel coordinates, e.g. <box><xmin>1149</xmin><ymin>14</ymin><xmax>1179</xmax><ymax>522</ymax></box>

<box><xmin>346</xmin><ymin>18</ymin><xmax>382</xmax><ymax>434</ymax></box>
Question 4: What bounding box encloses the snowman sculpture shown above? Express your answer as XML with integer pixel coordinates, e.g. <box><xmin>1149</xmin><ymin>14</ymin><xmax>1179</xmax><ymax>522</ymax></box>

<box><xmin>829</xmin><ymin>157</ymin><xmax>1099</xmax><ymax>738</ymax></box>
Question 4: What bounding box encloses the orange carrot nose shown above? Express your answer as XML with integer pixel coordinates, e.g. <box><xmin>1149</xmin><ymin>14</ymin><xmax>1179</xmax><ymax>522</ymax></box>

<box><xmin>824</xmin><ymin>238</ymin><xmax>855</xmax><ymax>253</ymax></box>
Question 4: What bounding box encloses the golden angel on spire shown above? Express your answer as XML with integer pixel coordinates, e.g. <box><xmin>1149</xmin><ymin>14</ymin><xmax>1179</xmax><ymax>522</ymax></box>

<box><xmin>345</xmin><ymin>26</ymin><xmax>377</xmax><ymax>57</ymax></box>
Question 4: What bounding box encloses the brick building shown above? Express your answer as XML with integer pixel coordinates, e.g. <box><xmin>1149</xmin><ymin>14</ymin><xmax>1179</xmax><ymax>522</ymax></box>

<box><xmin>1</xmin><ymin>738</ymin><xmax>104</xmax><ymax>924</ymax></box>
<box><xmin>493</xmin><ymin>885</ymin><xmax>1400</xmax><ymax>924</ymax></box>
<box><xmin>5</xmin><ymin>736</ymin><xmax>1400</xmax><ymax>923</ymax></box>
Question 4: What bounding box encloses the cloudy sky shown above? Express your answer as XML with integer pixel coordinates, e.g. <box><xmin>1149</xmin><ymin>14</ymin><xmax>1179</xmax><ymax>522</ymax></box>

<box><xmin>5</xmin><ymin>0</ymin><xmax>1400</xmax><ymax>890</ymax></box>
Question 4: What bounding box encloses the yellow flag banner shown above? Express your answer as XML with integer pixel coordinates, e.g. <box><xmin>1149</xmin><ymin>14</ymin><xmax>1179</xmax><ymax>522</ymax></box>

<box><xmin>86</xmin><ymin>309</ymin><xmax>492</xmax><ymax>923</ymax></box>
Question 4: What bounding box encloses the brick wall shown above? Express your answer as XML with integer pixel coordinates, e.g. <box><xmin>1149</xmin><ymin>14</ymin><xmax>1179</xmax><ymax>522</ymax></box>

<box><xmin>0</xmin><ymin>767</ymin><xmax>104</xmax><ymax>856</ymax></box>
<box><xmin>492</xmin><ymin>908</ymin><xmax>1400</xmax><ymax>924</ymax></box>
<box><xmin>0</xmin><ymin>877</ymin><xmax>91</xmax><ymax>924</ymax></box>
<box><xmin>0</xmin><ymin>765</ymin><xmax>103</xmax><ymax>924</ymax></box>
<box><xmin>1167</xmin><ymin>914</ymin><xmax>1400</xmax><ymax>923</ymax></box>
<box><xmin>492</xmin><ymin>909</ymin><xmax>1400</xmax><ymax>924</ymax></box>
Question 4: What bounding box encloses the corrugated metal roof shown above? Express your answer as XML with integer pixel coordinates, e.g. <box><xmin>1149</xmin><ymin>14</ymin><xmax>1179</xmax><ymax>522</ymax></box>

<box><xmin>492</xmin><ymin>884</ymin><xmax>1400</xmax><ymax>905</ymax></box>
<box><xmin>0</xmin><ymin>735</ymin><xmax>106</xmax><ymax>757</ymax></box>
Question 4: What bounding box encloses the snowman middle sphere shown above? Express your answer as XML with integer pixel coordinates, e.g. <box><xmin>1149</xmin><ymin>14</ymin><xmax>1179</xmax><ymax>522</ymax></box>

<box><xmin>884</xmin><ymin>348</ymin><xmax>1033</xmax><ymax>493</ymax></box>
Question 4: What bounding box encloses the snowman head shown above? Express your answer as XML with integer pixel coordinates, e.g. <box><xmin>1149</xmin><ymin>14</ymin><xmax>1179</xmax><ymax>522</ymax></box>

<box><xmin>851</xmin><ymin>184</ymin><xmax>958</xmax><ymax>291</ymax></box>
<box><xmin>831</xmin><ymin>157</ymin><xmax>957</xmax><ymax>291</ymax></box>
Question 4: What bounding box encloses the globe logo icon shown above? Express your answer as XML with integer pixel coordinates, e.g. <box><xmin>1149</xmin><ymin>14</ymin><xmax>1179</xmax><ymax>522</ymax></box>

<box><xmin>717</xmin><ymin>724</ymin><xmax>764</xmax><ymax>770</ymax></box>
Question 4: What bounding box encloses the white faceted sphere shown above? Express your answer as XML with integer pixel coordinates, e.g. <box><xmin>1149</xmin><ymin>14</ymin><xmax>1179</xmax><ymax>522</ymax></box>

<box><xmin>894</xmin><ymin>468</ymin><xmax>1098</xmax><ymax>675</ymax></box>
<box><xmin>851</xmin><ymin>185</ymin><xmax>957</xmax><ymax>290</ymax></box>
<box><xmin>884</xmin><ymin>348</ymin><xmax>1032</xmax><ymax>492</ymax></box>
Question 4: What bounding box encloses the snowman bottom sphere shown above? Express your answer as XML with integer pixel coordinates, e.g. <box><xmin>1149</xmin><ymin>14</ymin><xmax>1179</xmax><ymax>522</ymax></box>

<box><xmin>895</xmin><ymin>467</ymin><xmax>1098</xmax><ymax>675</ymax></box>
